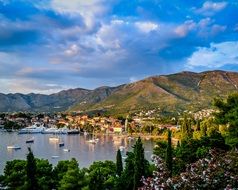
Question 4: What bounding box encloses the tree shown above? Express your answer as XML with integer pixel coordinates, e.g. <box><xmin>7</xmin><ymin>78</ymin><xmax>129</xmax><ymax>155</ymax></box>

<box><xmin>180</xmin><ymin>116</ymin><xmax>193</xmax><ymax>139</ymax></box>
<box><xmin>59</xmin><ymin>158</ymin><xmax>86</xmax><ymax>190</ymax></box>
<box><xmin>116</xmin><ymin>149</ymin><xmax>123</xmax><ymax>177</ymax></box>
<box><xmin>214</xmin><ymin>93</ymin><xmax>238</xmax><ymax>148</ymax></box>
<box><xmin>116</xmin><ymin>152</ymin><xmax>135</xmax><ymax>190</ymax></box>
<box><xmin>153</xmin><ymin>140</ymin><xmax>168</xmax><ymax>159</ymax></box>
<box><xmin>36</xmin><ymin>159</ymin><xmax>54</xmax><ymax>190</ymax></box>
<box><xmin>53</xmin><ymin>160</ymin><xmax>72</xmax><ymax>188</ymax></box>
<box><xmin>133</xmin><ymin>137</ymin><xmax>148</xmax><ymax>190</ymax></box>
<box><xmin>88</xmin><ymin>161</ymin><xmax>116</xmax><ymax>190</ymax></box>
<box><xmin>165</xmin><ymin>130</ymin><xmax>173</xmax><ymax>177</ymax></box>
<box><xmin>3</xmin><ymin>160</ymin><xmax>27</xmax><ymax>189</ymax></box>
<box><xmin>26</xmin><ymin>148</ymin><xmax>38</xmax><ymax>190</ymax></box>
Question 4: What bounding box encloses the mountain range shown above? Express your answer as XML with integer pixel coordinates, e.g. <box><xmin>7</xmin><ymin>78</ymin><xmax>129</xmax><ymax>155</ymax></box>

<box><xmin>1</xmin><ymin>70</ymin><xmax>238</xmax><ymax>114</ymax></box>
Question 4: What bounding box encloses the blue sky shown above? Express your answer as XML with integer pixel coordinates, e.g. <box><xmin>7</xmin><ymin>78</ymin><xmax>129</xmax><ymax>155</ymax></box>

<box><xmin>0</xmin><ymin>0</ymin><xmax>238</xmax><ymax>94</ymax></box>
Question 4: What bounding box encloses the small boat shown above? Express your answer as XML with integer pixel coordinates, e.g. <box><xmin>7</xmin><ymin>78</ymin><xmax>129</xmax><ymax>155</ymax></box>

<box><xmin>7</xmin><ymin>145</ymin><xmax>21</xmax><ymax>150</ymax></box>
<box><xmin>51</xmin><ymin>155</ymin><xmax>59</xmax><ymax>159</ymax></box>
<box><xmin>87</xmin><ymin>130</ymin><xmax>99</xmax><ymax>144</ymax></box>
<box><xmin>67</xmin><ymin>129</ymin><xmax>80</xmax><ymax>135</ymax></box>
<box><xmin>84</xmin><ymin>131</ymin><xmax>88</xmax><ymax>136</ymax></box>
<box><xmin>63</xmin><ymin>148</ymin><xmax>70</xmax><ymax>152</ymax></box>
<box><xmin>26</xmin><ymin>137</ymin><xmax>34</xmax><ymax>143</ymax></box>
<box><xmin>49</xmin><ymin>136</ymin><xmax>60</xmax><ymax>142</ymax></box>
<box><xmin>87</xmin><ymin>139</ymin><xmax>97</xmax><ymax>144</ymax></box>
<box><xmin>59</xmin><ymin>141</ymin><xmax>64</xmax><ymax>147</ymax></box>
<box><xmin>119</xmin><ymin>146</ymin><xmax>125</xmax><ymax>151</ymax></box>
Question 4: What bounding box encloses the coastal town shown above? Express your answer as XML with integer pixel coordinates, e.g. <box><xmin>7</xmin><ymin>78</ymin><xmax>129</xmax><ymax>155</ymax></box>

<box><xmin>0</xmin><ymin>108</ymin><xmax>215</xmax><ymax>135</ymax></box>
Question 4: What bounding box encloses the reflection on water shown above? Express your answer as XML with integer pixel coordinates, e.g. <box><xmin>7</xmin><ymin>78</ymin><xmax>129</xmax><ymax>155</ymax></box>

<box><xmin>0</xmin><ymin>132</ymin><xmax>156</xmax><ymax>174</ymax></box>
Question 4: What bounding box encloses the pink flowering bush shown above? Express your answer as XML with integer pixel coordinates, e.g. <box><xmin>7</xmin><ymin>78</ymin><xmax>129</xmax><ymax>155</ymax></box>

<box><xmin>140</xmin><ymin>149</ymin><xmax>238</xmax><ymax>190</ymax></box>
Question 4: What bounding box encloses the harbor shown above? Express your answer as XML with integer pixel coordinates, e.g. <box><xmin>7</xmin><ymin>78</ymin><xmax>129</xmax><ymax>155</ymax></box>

<box><xmin>0</xmin><ymin>131</ymin><xmax>155</xmax><ymax>174</ymax></box>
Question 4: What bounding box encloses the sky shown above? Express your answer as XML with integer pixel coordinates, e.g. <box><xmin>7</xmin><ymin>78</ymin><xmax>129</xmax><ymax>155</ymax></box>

<box><xmin>0</xmin><ymin>0</ymin><xmax>238</xmax><ymax>94</ymax></box>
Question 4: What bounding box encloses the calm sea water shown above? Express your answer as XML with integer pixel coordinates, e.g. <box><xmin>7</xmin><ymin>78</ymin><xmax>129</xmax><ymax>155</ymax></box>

<box><xmin>0</xmin><ymin>132</ymin><xmax>155</xmax><ymax>174</ymax></box>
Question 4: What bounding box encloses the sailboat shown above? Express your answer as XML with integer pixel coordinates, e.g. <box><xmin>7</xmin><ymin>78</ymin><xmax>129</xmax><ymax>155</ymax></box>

<box><xmin>87</xmin><ymin>130</ymin><xmax>99</xmax><ymax>144</ymax></box>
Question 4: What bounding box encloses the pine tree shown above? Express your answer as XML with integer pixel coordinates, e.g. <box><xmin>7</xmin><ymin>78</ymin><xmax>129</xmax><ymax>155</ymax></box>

<box><xmin>116</xmin><ymin>149</ymin><xmax>123</xmax><ymax>176</ymax></box>
<box><xmin>59</xmin><ymin>158</ymin><xmax>85</xmax><ymax>190</ymax></box>
<box><xmin>26</xmin><ymin>147</ymin><xmax>38</xmax><ymax>190</ymax></box>
<box><xmin>133</xmin><ymin>137</ymin><xmax>146</xmax><ymax>190</ymax></box>
<box><xmin>166</xmin><ymin>130</ymin><xmax>173</xmax><ymax>177</ymax></box>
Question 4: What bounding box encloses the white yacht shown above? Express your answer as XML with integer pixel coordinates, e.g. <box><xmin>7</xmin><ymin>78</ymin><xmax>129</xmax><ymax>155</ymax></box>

<box><xmin>42</xmin><ymin>127</ymin><xmax>60</xmax><ymax>134</ymax></box>
<box><xmin>18</xmin><ymin>123</ymin><xmax>45</xmax><ymax>134</ymax></box>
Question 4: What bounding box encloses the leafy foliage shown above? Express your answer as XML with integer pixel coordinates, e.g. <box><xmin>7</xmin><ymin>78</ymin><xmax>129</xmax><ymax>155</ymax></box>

<box><xmin>141</xmin><ymin>149</ymin><xmax>238</xmax><ymax>189</ymax></box>
<box><xmin>214</xmin><ymin>93</ymin><xmax>238</xmax><ymax>147</ymax></box>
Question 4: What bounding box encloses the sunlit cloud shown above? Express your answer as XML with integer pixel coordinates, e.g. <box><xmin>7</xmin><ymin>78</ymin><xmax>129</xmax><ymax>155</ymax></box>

<box><xmin>0</xmin><ymin>0</ymin><xmax>237</xmax><ymax>93</ymax></box>
<box><xmin>186</xmin><ymin>41</ymin><xmax>238</xmax><ymax>69</ymax></box>
<box><xmin>194</xmin><ymin>1</ymin><xmax>228</xmax><ymax>16</ymax></box>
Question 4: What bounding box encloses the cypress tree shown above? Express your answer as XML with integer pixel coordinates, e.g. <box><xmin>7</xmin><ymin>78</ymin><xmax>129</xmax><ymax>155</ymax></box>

<box><xmin>26</xmin><ymin>147</ymin><xmax>38</xmax><ymax>190</ymax></box>
<box><xmin>116</xmin><ymin>149</ymin><xmax>123</xmax><ymax>176</ymax></box>
<box><xmin>181</xmin><ymin>116</ymin><xmax>192</xmax><ymax>139</ymax></box>
<box><xmin>166</xmin><ymin>130</ymin><xmax>173</xmax><ymax>177</ymax></box>
<box><xmin>133</xmin><ymin>137</ymin><xmax>146</xmax><ymax>190</ymax></box>
<box><xmin>177</xmin><ymin>140</ymin><xmax>180</xmax><ymax>148</ymax></box>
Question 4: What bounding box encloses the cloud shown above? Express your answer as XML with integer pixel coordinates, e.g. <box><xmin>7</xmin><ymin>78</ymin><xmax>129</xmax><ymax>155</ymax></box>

<box><xmin>50</xmin><ymin>0</ymin><xmax>113</xmax><ymax>32</ymax></box>
<box><xmin>195</xmin><ymin>1</ymin><xmax>228</xmax><ymax>16</ymax></box>
<box><xmin>186</xmin><ymin>41</ymin><xmax>238</xmax><ymax>69</ymax></box>
<box><xmin>0</xmin><ymin>0</ymin><xmax>237</xmax><ymax>94</ymax></box>
<box><xmin>135</xmin><ymin>21</ymin><xmax>159</xmax><ymax>33</ymax></box>
<box><xmin>175</xmin><ymin>18</ymin><xmax>226</xmax><ymax>38</ymax></box>
<box><xmin>0</xmin><ymin>78</ymin><xmax>69</xmax><ymax>94</ymax></box>
<box><xmin>175</xmin><ymin>20</ymin><xmax>196</xmax><ymax>37</ymax></box>
<box><xmin>64</xmin><ymin>44</ymin><xmax>80</xmax><ymax>56</ymax></box>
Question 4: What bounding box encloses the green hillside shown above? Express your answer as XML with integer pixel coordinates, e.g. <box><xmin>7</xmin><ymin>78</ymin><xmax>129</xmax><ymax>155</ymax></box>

<box><xmin>70</xmin><ymin>70</ymin><xmax>238</xmax><ymax>115</ymax></box>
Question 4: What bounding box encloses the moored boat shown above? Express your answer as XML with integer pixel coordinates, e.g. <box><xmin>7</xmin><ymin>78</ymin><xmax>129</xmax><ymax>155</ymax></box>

<box><xmin>18</xmin><ymin>123</ymin><xmax>45</xmax><ymax>134</ymax></box>
<box><xmin>42</xmin><ymin>127</ymin><xmax>60</xmax><ymax>134</ymax></box>
<box><xmin>49</xmin><ymin>136</ymin><xmax>60</xmax><ymax>142</ymax></box>
<box><xmin>63</xmin><ymin>148</ymin><xmax>70</xmax><ymax>152</ymax></box>
<box><xmin>7</xmin><ymin>145</ymin><xmax>21</xmax><ymax>150</ymax></box>
<box><xmin>51</xmin><ymin>155</ymin><xmax>59</xmax><ymax>159</ymax></box>
<box><xmin>67</xmin><ymin>129</ymin><xmax>79</xmax><ymax>135</ymax></box>
<box><xmin>87</xmin><ymin>139</ymin><xmax>97</xmax><ymax>144</ymax></box>
<box><xmin>26</xmin><ymin>137</ymin><xmax>34</xmax><ymax>143</ymax></box>
<box><xmin>59</xmin><ymin>141</ymin><xmax>64</xmax><ymax>147</ymax></box>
